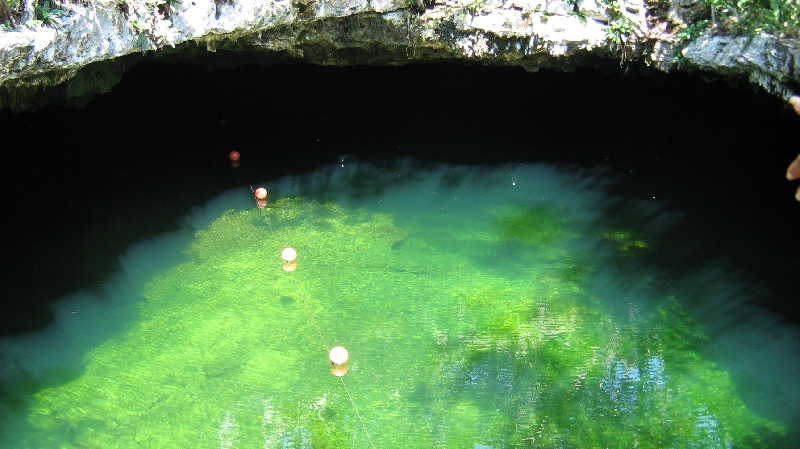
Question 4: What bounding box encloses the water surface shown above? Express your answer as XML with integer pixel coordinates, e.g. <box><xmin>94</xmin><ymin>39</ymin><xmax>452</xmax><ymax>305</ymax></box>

<box><xmin>1</xmin><ymin>161</ymin><xmax>798</xmax><ymax>448</ymax></box>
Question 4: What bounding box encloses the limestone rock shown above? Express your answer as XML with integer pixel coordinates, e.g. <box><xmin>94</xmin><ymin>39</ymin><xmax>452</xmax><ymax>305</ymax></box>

<box><xmin>681</xmin><ymin>33</ymin><xmax>800</xmax><ymax>100</ymax></box>
<box><xmin>0</xmin><ymin>0</ymin><xmax>798</xmax><ymax>110</ymax></box>
<box><xmin>667</xmin><ymin>0</ymin><xmax>707</xmax><ymax>25</ymax></box>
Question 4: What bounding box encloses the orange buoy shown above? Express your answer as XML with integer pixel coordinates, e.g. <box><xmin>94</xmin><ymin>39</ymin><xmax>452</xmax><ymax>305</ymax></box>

<box><xmin>329</xmin><ymin>346</ymin><xmax>349</xmax><ymax>366</ymax></box>
<box><xmin>255</xmin><ymin>188</ymin><xmax>268</xmax><ymax>200</ymax></box>
<box><xmin>229</xmin><ymin>151</ymin><xmax>240</xmax><ymax>161</ymax></box>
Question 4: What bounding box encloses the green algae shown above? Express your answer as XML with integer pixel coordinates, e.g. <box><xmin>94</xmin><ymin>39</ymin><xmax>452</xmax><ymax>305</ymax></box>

<box><xmin>495</xmin><ymin>203</ymin><xmax>582</xmax><ymax>246</ymax></box>
<box><xmin>10</xmin><ymin>196</ymin><xmax>787</xmax><ymax>448</ymax></box>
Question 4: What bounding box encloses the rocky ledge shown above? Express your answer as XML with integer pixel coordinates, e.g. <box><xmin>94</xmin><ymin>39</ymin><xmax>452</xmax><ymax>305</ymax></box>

<box><xmin>0</xmin><ymin>0</ymin><xmax>799</xmax><ymax>111</ymax></box>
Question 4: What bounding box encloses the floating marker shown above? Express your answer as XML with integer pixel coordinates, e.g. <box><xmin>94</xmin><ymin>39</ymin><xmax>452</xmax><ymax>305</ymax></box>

<box><xmin>282</xmin><ymin>247</ymin><xmax>297</xmax><ymax>263</ymax></box>
<box><xmin>329</xmin><ymin>346</ymin><xmax>349</xmax><ymax>366</ymax></box>
<box><xmin>229</xmin><ymin>151</ymin><xmax>240</xmax><ymax>161</ymax></box>
<box><xmin>255</xmin><ymin>188</ymin><xmax>268</xmax><ymax>200</ymax></box>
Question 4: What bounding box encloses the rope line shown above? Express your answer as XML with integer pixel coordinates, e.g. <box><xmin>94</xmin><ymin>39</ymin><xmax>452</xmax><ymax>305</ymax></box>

<box><xmin>249</xmin><ymin>185</ymin><xmax>377</xmax><ymax>449</ymax></box>
<box><xmin>337</xmin><ymin>375</ymin><xmax>374</xmax><ymax>448</ymax></box>
<box><xmin>288</xmin><ymin>275</ymin><xmax>328</xmax><ymax>351</ymax></box>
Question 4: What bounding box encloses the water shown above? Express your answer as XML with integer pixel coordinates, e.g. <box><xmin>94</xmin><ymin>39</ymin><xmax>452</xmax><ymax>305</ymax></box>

<box><xmin>1</xmin><ymin>160</ymin><xmax>798</xmax><ymax>448</ymax></box>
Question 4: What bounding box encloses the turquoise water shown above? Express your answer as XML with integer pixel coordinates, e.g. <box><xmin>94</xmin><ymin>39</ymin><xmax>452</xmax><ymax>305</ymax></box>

<box><xmin>1</xmin><ymin>161</ymin><xmax>798</xmax><ymax>448</ymax></box>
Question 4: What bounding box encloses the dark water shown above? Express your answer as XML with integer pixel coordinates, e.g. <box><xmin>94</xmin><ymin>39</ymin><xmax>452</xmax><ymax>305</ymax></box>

<box><xmin>2</xmin><ymin>61</ymin><xmax>798</xmax><ymax>333</ymax></box>
<box><xmin>1</xmin><ymin>61</ymin><xmax>799</xmax><ymax>447</ymax></box>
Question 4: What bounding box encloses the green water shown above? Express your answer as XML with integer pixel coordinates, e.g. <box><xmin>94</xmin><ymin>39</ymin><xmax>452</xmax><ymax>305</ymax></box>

<box><xmin>1</xmin><ymin>164</ymin><xmax>794</xmax><ymax>448</ymax></box>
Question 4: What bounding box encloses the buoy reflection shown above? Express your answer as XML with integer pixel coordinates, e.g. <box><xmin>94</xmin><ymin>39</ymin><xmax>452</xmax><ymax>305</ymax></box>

<box><xmin>283</xmin><ymin>262</ymin><xmax>297</xmax><ymax>272</ymax></box>
<box><xmin>331</xmin><ymin>365</ymin><xmax>349</xmax><ymax>377</ymax></box>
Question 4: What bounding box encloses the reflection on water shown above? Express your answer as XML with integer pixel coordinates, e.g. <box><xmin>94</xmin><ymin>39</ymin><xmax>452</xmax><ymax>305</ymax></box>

<box><xmin>1</xmin><ymin>160</ymin><xmax>799</xmax><ymax>448</ymax></box>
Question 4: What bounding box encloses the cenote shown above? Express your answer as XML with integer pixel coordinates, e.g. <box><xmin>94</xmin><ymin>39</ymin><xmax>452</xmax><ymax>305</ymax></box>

<box><xmin>1</xmin><ymin>62</ymin><xmax>800</xmax><ymax>448</ymax></box>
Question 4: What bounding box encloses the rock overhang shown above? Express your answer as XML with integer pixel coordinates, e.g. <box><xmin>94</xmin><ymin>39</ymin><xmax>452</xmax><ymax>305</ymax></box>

<box><xmin>0</xmin><ymin>0</ymin><xmax>799</xmax><ymax>111</ymax></box>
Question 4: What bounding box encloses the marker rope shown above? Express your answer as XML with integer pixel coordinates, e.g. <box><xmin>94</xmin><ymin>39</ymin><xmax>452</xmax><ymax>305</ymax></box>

<box><xmin>250</xmin><ymin>185</ymin><xmax>377</xmax><ymax>449</ymax></box>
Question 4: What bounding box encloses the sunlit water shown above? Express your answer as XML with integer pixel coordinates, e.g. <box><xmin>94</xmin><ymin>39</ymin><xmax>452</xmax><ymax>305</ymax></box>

<box><xmin>2</xmin><ymin>161</ymin><xmax>799</xmax><ymax>448</ymax></box>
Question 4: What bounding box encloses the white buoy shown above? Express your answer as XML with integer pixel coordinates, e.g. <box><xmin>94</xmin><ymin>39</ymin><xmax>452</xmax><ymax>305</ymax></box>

<box><xmin>329</xmin><ymin>346</ymin><xmax>349</xmax><ymax>366</ymax></box>
<box><xmin>281</xmin><ymin>247</ymin><xmax>297</xmax><ymax>263</ymax></box>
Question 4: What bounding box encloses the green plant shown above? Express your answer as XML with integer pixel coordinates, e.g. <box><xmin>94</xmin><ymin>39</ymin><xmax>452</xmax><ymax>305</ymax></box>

<box><xmin>128</xmin><ymin>18</ymin><xmax>151</xmax><ymax>52</ymax></box>
<box><xmin>605</xmin><ymin>16</ymin><xmax>640</xmax><ymax>68</ymax></box>
<box><xmin>672</xmin><ymin>20</ymin><xmax>709</xmax><ymax>65</ymax></box>
<box><xmin>566</xmin><ymin>0</ymin><xmax>587</xmax><ymax>24</ymax></box>
<box><xmin>703</xmin><ymin>0</ymin><xmax>800</xmax><ymax>37</ymax></box>
<box><xmin>676</xmin><ymin>19</ymin><xmax>709</xmax><ymax>42</ymax></box>
<box><xmin>605</xmin><ymin>16</ymin><xmax>634</xmax><ymax>47</ymax></box>
<box><xmin>123</xmin><ymin>0</ymin><xmax>179</xmax><ymax>53</ymax></box>
<box><xmin>464</xmin><ymin>0</ymin><xmax>486</xmax><ymax>16</ymax></box>
<box><xmin>24</xmin><ymin>0</ymin><xmax>64</xmax><ymax>28</ymax></box>
<box><xmin>36</xmin><ymin>1</ymin><xmax>64</xmax><ymax>27</ymax></box>
<box><xmin>671</xmin><ymin>18</ymin><xmax>710</xmax><ymax>66</ymax></box>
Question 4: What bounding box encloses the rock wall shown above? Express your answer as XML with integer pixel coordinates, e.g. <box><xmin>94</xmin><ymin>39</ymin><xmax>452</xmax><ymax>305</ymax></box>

<box><xmin>0</xmin><ymin>0</ymin><xmax>798</xmax><ymax>111</ymax></box>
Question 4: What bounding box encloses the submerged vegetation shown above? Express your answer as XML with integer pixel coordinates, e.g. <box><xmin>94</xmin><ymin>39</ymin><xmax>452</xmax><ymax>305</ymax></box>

<box><xmin>0</xmin><ymin>191</ymin><xmax>789</xmax><ymax>448</ymax></box>
<box><xmin>495</xmin><ymin>203</ymin><xmax>580</xmax><ymax>245</ymax></box>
